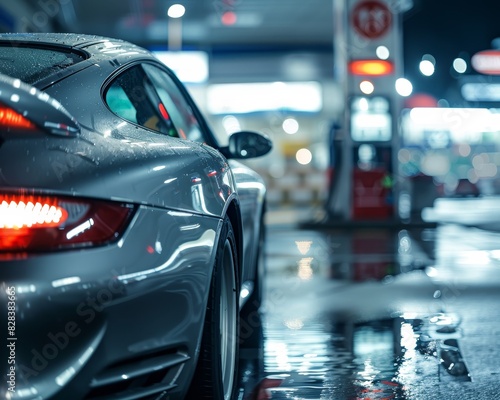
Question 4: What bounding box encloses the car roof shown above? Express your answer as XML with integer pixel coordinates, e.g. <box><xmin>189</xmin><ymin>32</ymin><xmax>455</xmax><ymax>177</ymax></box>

<box><xmin>0</xmin><ymin>33</ymin><xmax>159</xmax><ymax>87</ymax></box>
<box><xmin>0</xmin><ymin>32</ymin><xmax>154</xmax><ymax>64</ymax></box>
<box><xmin>0</xmin><ymin>32</ymin><xmax>135</xmax><ymax>50</ymax></box>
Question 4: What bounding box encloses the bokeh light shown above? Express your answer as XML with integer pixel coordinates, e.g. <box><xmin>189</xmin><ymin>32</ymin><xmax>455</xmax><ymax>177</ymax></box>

<box><xmin>222</xmin><ymin>115</ymin><xmax>241</xmax><ymax>134</ymax></box>
<box><xmin>376</xmin><ymin>46</ymin><xmax>390</xmax><ymax>60</ymax></box>
<box><xmin>221</xmin><ymin>11</ymin><xmax>237</xmax><ymax>25</ymax></box>
<box><xmin>453</xmin><ymin>58</ymin><xmax>468</xmax><ymax>73</ymax></box>
<box><xmin>419</xmin><ymin>60</ymin><xmax>435</xmax><ymax>76</ymax></box>
<box><xmin>168</xmin><ymin>4</ymin><xmax>185</xmax><ymax>18</ymax></box>
<box><xmin>296</xmin><ymin>148</ymin><xmax>312</xmax><ymax>165</ymax></box>
<box><xmin>359</xmin><ymin>80</ymin><xmax>375</xmax><ymax>95</ymax></box>
<box><xmin>282</xmin><ymin>118</ymin><xmax>299</xmax><ymax>134</ymax></box>
<box><xmin>395</xmin><ymin>78</ymin><xmax>413</xmax><ymax>97</ymax></box>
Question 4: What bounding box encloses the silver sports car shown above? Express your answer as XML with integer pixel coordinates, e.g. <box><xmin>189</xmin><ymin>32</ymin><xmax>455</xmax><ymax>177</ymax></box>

<box><xmin>0</xmin><ymin>33</ymin><xmax>271</xmax><ymax>400</ymax></box>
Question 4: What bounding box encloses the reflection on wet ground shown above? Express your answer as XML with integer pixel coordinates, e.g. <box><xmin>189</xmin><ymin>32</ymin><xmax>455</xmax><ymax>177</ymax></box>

<box><xmin>238</xmin><ymin>220</ymin><xmax>500</xmax><ymax>399</ymax></box>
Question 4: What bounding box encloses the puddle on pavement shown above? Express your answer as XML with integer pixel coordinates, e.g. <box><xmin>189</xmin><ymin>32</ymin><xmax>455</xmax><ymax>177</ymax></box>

<box><xmin>239</xmin><ymin>227</ymin><xmax>472</xmax><ymax>399</ymax></box>
<box><xmin>265</xmin><ymin>228</ymin><xmax>432</xmax><ymax>284</ymax></box>
<box><xmin>239</xmin><ymin>312</ymin><xmax>470</xmax><ymax>399</ymax></box>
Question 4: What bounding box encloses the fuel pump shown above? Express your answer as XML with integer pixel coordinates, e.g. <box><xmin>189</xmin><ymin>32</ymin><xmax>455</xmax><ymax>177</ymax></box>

<box><xmin>329</xmin><ymin>0</ymin><xmax>406</xmax><ymax>222</ymax></box>
<box><xmin>350</xmin><ymin>96</ymin><xmax>394</xmax><ymax>219</ymax></box>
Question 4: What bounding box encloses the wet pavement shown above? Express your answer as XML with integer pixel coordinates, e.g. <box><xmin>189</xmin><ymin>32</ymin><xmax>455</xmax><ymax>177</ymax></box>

<box><xmin>238</xmin><ymin>203</ymin><xmax>500</xmax><ymax>399</ymax></box>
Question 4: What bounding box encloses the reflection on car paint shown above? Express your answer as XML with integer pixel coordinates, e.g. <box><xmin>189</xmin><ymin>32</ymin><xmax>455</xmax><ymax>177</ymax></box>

<box><xmin>117</xmin><ymin>229</ymin><xmax>216</xmax><ymax>283</ymax></box>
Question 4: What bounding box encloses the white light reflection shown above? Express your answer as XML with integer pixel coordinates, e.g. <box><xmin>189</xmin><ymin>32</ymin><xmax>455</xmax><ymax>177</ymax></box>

<box><xmin>357</xmin><ymin>97</ymin><xmax>369</xmax><ymax>111</ymax></box>
<box><xmin>240</xmin><ymin>287</ymin><xmax>250</xmax><ymax>299</ymax></box>
<box><xmin>402</xmin><ymin>312</ymin><xmax>419</xmax><ymax>320</ymax></box>
<box><xmin>164</xmin><ymin>178</ymin><xmax>177</xmax><ymax>184</ymax></box>
<box><xmin>359</xmin><ymin>80</ymin><xmax>375</xmax><ymax>95</ymax></box>
<box><xmin>425</xmin><ymin>266</ymin><xmax>439</xmax><ymax>277</ymax></box>
<box><xmin>453</xmin><ymin>58</ymin><xmax>467</xmax><ymax>73</ymax></box>
<box><xmin>376</xmin><ymin>45</ymin><xmax>390</xmax><ymax>60</ymax></box>
<box><xmin>117</xmin><ymin>229</ymin><xmax>215</xmax><ymax>282</ymax></box>
<box><xmin>419</xmin><ymin>60</ymin><xmax>435</xmax><ymax>76</ymax></box>
<box><xmin>15</xmin><ymin>284</ymin><xmax>36</xmax><ymax>294</ymax></box>
<box><xmin>8</xmin><ymin>387</ymin><xmax>38</xmax><ymax>399</ymax></box>
<box><xmin>179</xmin><ymin>223</ymin><xmax>201</xmax><ymax>231</ymax></box>
<box><xmin>207</xmin><ymin>81</ymin><xmax>322</xmax><ymax>114</ymax></box>
<box><xmin>167</xmin><ymin>210</ymin><xmax>193</xmax><ymax>217</ymax></box>
<box><xmin>397</xmin><ymin>321</ymin><xmax>419</xmax><ymax>388</ymax></box>
<box><xmin>297</xmin><ymin>257</ymin><xmax>314</xmax><ymax>280</ymax></box>
<box><xmin>295</xmin><ymin>240</ymin><xmax>312</xmax><ymax>255</ymax></box>
<box><xmin>191</xmin><ymin>183</ymin><xmax>210</xmax><ymax>214</ymax></box>
<box><xmin>56</xmin><ymin>346</ymin><xmax>94</xmax><ymax>387</ymax></box>
<box><xmin>283</xmin><ymin>118</ymin><xmax>299</xmax><ymax>134</ymax></box>
<box><xmin>429</xmin><ymin>314</ymin><xmax>459</xmax><ymax>326</ymax></box>
<box><xmin>296</xmin><ymin>148</ymin><xmax>312</xmax><ymax>165</ymax></box>
<box><xmin>154</xmin><ymin>51</ymin><xmax>209</xmax><ymax>84</ymax></box>
<box><xmin>400</xmin><ymin>322</ymin><xmax>417</xmax><ymax>357</ymax></box>
<box><xmin>66</xmin><ymin>218</ymin><xmax>94</xmax><ymax>240</ymax></box>
<box><xmin>357</xmin><ymin>359</ymin><xmax>379</xmax><ymax>383</ymax></box>
<box><xmin>268</xmin><ymin>342</ymin><xmax>292</xmax><ymax>371</ymax></box>
<box><xmin>222</xmin><ymin>115</ymin><xmax>241</xmax><ymax>134</ymax></box>
<box><xmin>398</xmin><ymin>234</ymin><xmax>411</xmax><ymax>254</ymax></box>
<box><xmin>168</xmin><ymin>4</ymin><xmax>185</xmax><ymax>18</ymax></box>
<box><xmin>56</xmin><ymin>366</ymin><xmax>76</xmax><ymax>386</ymax></box>
<box><xmin>395</xmin><ymin>78</ymin><xmax>413</xmax><ymax>97</ymax></box>
<box><xmin>153</xmin><ymin>165</ymin><xmax>166</xmax><ymax>172</ymax></box>
<box><xmin>284</xmin><ymin>318</ymin><xmax>304</xmax><ymax>330</ymax></box>
<box><xmin>456</xmin><ymin>250</ymin><xmax>491</xmax><ymax>265</ymax></box>
<box><xmin>51</xmin><ymin>276</ymin><xmax>81</xmax><ymax>288</ymax></box>
<box><xmin>489</xmin><ymin>249</ymin><xmax>500</xmax><ymax>260</ymax></box>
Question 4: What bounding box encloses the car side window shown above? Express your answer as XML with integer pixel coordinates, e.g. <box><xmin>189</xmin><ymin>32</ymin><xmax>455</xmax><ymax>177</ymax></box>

<box><xmin>142</xmin><ymin>64</ymin><xmax>204</xmax><ymax>143</ymax></box>
<box><xmin>106</xmin><ymin>84</ymin><xmax>138</xmax><ymax>123</ymax></box>
<box><xmin>105</xmin><ymin>65</ymin><xmax>179</xmax><ymax>137</ymax></box>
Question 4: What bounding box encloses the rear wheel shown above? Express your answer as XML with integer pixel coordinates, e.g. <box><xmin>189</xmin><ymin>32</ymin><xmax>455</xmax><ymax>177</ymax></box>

<box><xmin>187</xmin><ymin>216</ymin><xmax>239</xmax><ymax>400</ymax></box>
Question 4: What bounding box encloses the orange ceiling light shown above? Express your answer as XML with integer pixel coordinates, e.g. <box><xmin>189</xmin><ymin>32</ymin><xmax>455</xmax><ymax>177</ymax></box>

<box><xmin>349</xmin><ymin>60</ymin><xmax>394</xmax><ymax>76</ymax></box>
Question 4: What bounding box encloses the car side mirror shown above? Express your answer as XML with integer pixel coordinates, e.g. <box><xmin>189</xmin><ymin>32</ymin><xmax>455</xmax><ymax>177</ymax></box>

<box><xmin>222</xmin><ymin>131</ymin><xmax>272</xmax><ymax>159</ymax></box>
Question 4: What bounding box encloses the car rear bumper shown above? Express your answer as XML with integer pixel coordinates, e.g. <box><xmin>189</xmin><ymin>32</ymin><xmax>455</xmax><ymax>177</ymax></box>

<box><xmin>1</xmin><ymin>205</ymin><xmax>221</xmax><ymax>400</ymax></box>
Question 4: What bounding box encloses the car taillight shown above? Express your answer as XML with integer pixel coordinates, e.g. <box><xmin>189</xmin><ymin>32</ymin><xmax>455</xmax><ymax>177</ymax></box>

<box><xmin>0</xmin><ymin>106</ymin><xmax>36</xmax><ymax>130</ymax></box>
<box><xmin>0</xmin><ymin>193</ymin><xmax>136</xmax><ymax>252</ymax></box>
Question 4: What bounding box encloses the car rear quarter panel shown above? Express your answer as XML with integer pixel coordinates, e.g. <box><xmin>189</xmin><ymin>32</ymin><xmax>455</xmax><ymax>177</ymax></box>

<box><xmin>0</xmin><ymin>207</ymin><xmax>220</xmax><ymax>399</ymax></box>
<box><xmin>0</xmin><ymin>63</ymin><xmax>235</xmax><ymax>218</ymax></box>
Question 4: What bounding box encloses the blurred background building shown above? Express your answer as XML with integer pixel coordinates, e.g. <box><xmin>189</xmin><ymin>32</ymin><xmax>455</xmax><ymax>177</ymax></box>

<box><xmin>2</xmin><ymin>0</ymin><xmax>500</xmax><ymax>224</ymax></box>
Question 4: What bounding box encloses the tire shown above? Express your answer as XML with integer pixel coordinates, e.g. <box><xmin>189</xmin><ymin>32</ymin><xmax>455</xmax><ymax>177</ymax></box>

<box><xmin>186</xmin><ymin>216</ymin><xmax>239</xmax><ymax>400</ymax></box>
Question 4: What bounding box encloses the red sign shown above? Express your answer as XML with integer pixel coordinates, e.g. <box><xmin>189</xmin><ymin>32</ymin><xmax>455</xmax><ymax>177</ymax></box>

<box><xmin>352</xmin><ymin>168</ymin><xmax>393</xmax><ymax>220</ymax></box>
<box><xmin>352</xmin><ymin>0</ymin><xmax>392</xmax><ymax>39</ymax></box>
<box><xmin>471</xmin><ymin>50</ymin><xmax>500</xmax><ymax>75</ymax></box>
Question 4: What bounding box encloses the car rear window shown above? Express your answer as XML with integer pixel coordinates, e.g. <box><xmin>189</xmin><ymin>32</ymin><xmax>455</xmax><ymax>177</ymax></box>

<box><xmin>0</xmin><ymin>45</ymin><xmax>86</xmax><ymax>84</ymax></box>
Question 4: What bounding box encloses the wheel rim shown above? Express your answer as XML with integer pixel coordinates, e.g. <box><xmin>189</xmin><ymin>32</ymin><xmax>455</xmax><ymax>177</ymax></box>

<box><xmin>220</xmin><ymin>240</ymin><xmax>237</xmax><ymax>400</ymax></box>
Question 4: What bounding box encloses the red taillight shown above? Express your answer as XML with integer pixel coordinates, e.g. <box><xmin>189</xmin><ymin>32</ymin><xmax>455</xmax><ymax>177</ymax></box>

<box><xmin>0</xmin><ymin>106</ymin><xmax>36</xmax><ymax>130</ymax></box>
<box><xmin>0</xmin><ymin>194</ymin><xmax>135</xmax><ymax>252</ymax></box>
